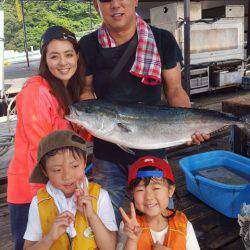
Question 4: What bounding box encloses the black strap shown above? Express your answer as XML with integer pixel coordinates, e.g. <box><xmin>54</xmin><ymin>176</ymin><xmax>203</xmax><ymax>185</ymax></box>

<box><xmin>99</xmin><ymin>35</ymin><xmax>138</xmax><ymax>99</ymax></box>
<box><xmin>110</xmin><ymin>35</ymin><xmax>138</xmax><ymax>80</ymax></box>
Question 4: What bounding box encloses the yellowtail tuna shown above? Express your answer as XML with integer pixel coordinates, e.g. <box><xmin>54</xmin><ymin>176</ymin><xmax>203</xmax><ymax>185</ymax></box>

<box><xmin>66</xmin><ymin>100</ymin><xmax>249</xmax><ymax>150</ymax></box>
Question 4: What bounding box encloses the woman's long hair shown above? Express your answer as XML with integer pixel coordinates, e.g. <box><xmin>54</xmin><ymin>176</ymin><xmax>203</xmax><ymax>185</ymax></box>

<box><xmin>39</xmin><ymin>30</ymin><xmax>85</xmax><ymax>115</ymax></box>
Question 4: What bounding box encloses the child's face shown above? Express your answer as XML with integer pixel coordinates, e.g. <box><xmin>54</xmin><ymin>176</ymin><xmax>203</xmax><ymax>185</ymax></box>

<box><xmin>44</xmin><ymin>149</ymin><xmax>86</xmax><ymax>197</ymax></box>
<box><xmin>133</xmin><ymin>178</ymin><xmax>175</xmax><ymax>218</ymax></box>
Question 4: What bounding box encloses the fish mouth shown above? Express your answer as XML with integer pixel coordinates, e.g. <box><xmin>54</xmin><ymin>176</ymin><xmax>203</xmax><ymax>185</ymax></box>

<box><xmin>65</xmin><ymin>113</ymin><xmax>89</xmax><ymax>130</ymax></box>
<box><xmin>65</xmin><ymin>114</ymin><xmax>115</xmax><ymax>136</ymax></box>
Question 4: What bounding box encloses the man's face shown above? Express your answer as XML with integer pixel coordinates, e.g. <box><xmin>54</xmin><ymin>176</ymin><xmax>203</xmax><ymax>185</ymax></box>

<box><xmin>94</xmin><ymin>0</ymin><xmax>138</xmax><ymax>33</ymax></box>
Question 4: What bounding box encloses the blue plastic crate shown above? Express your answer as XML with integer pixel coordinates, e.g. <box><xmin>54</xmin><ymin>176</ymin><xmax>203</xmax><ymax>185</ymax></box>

<box><xmin>179</xmin><ymin>150</ymin><xmax>250</xmax><ymax>218</ymax></box>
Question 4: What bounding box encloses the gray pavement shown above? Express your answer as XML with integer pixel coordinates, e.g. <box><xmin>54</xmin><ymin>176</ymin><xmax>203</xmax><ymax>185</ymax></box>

<box><xmin>4</xmin><ymin>59</ymin><xmax>39</xmax><ymax>80</ymax></box>
<box><xmin>4</xmin><ymin>60</ymin><xmax>39</xmax><ymax>93</ymax></box>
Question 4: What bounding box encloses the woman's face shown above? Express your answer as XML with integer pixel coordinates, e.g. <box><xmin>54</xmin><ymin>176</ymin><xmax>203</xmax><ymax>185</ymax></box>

<box><xmin>46</xmin><ymin>39</ymin><xmax>79</xmax><ymax>86</ymax></box>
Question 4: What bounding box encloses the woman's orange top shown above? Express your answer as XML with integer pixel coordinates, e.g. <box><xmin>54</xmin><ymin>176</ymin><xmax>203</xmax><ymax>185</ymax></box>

<box><xmin>7</xmin><ymin>76</ymin><xmax>74</xmax><ymax>204</ymax></box>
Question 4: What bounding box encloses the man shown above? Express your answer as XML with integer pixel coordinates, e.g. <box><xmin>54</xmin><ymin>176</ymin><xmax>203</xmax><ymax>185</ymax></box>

<box><xmin>79</xmin><ymin>0</ymin><xmax>209</xmax><ymax>222</ymax></box>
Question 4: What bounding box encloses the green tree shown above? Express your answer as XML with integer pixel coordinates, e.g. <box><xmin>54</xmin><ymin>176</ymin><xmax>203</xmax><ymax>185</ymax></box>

<box><xmin>1</xmin><ymin>0</ymin><xmax>101</xmax><ymax>51</ymax></box>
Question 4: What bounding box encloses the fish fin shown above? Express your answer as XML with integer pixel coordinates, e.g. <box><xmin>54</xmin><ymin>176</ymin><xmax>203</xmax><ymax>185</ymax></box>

<box><xmin>117</xmin><ymin>144</ymin><xmax>135</xmax><ymax>155</ymax></box>
<box><xmin>117</xmin><ymin>123</ymin><xmax>132</xmax><ymax>133</ymax></box>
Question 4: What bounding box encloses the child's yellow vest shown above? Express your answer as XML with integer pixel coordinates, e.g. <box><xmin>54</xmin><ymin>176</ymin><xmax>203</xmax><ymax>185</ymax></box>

<box><xmin>37</xmin><ymin>182</ymin><xmax>101</xmax><ymax>250</ymax></box>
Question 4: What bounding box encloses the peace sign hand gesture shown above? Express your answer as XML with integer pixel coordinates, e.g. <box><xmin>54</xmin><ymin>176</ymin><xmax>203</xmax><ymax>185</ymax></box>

<box><xmin>119</xmin><ymin>202</ymin><xmax>142</xmax><ymax>242</ymax></box>
<box><xmin>75</xmin><ymin>177</ymin><xmax>95</xmax><ymax>219</ymax></box>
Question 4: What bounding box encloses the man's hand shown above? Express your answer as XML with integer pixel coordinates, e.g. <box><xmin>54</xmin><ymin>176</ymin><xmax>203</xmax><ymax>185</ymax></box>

<box><xmin>187</xmin><ymin>132</ymin><xmax>210</xmax><ymax>146</ymax></box>
<box><xmin>119</xmin><ymin>203</ymin><xmax>142</xmax><ymax>242</ymax></box>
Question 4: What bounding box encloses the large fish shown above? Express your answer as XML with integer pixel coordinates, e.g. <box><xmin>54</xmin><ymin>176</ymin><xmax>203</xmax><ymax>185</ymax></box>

<box><xmin>66</xmin><ymin>99</ymin><xmax>248</xmax><ymax>150</ymax></box>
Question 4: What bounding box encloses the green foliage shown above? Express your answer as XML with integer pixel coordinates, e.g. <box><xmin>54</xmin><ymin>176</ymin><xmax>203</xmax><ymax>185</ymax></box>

<box><xmin>1</xmin><ymin>0</ymin><xmax>101</xmax><ymax>51</ymax></box>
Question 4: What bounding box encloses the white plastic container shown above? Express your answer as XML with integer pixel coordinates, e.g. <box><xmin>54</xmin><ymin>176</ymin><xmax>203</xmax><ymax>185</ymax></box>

<box><xmin>178</xmin><ymin>18</ymin><xmax>244</xmax><ymax>64</ymax></box>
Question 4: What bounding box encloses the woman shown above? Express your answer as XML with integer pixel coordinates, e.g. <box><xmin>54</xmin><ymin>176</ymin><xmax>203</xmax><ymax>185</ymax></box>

<box><xmin>7</xmin><ymin>26</ymin><xmax>85</xmax><ymax>250</ymax></box>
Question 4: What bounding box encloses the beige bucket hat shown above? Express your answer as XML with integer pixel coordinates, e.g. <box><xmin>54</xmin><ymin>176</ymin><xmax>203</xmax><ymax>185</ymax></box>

<box><xmin>30</xmin><ymin>130</ymin><xmax>86</xmax><ymax>184</ymax></box>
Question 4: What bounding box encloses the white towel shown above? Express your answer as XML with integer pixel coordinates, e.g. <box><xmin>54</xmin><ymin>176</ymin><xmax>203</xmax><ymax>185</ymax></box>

<box><xmin>46</xmin><ymin>181</ymin><xmax>77</xmax><ymax>238</ymax></box>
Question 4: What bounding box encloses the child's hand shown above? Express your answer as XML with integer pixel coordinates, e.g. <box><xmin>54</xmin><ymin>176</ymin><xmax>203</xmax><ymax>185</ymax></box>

<box><xmin>75</xmin><ymin>177</ymin><xmax>95</xmax><ymax>219</ymax></box>
<box><xmin>119</xmin><ymin>202</ymin><xmax>142</xmax><ymax>242</ymax></box>
<box><xmin>153</xmin><ymin>242</ymin><xmax>172</xmax><ymax>250</ymax></box>
<box><xmin>47</xmin><ymin>211</ymin><xmax>75</xmax><ymax>241</ymax></box>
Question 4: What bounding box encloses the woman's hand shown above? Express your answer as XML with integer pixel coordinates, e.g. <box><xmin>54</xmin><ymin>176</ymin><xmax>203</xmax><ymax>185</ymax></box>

<box><xmin>47</xmin><ymin>211</ymin><xmax>75</xmax><ymax>242</ymax></box>
<box><xmin>75</xmin><ymin>177</ymin><xmax>95</xmax><ymax>219</ymax></box>
<box><xmin>119</xmin><ymin>202</ymin><xmax>142</xmax><ymax>242</ymax></box>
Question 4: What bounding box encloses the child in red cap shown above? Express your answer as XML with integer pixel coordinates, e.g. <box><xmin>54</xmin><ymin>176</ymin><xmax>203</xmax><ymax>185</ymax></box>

<box><xmin>118</xmin><ymin>156</ymin><xmax>200</xmax><ymax>250</ymax></box>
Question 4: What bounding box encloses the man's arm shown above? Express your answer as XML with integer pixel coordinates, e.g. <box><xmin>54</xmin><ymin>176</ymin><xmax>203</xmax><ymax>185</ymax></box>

<box><xmin>80</xmin><ymin>75</ymin><xmax>95</xmax><ymax>100</ymax></box>
<box><xmin>162</xmin><ymin>63</ymin><xmax>190</xmax><ymax>108</ymax></box>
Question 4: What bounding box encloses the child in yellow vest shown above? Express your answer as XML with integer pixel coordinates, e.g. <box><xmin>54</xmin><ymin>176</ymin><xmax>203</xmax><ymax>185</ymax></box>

<box><xmin>118</xmin><ymin>156</ymin><xmax>200</xmax><ymax>250</ymax></box>
<box><xmin>23</xmin><ymin>130</ymin><xmax>117</xmax><ymax>250</ymax></box>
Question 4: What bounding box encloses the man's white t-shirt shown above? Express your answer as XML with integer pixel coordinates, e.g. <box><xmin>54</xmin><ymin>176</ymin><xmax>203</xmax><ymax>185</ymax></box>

<box><xmin>117</xmin><ymin>220</ymin><xmax>200</xmax><ymax>250</ymax></box>
<box><xmin>24</xmin><ymin>188</ymin><xmax>118</xmax><ymax>241</ymax></box>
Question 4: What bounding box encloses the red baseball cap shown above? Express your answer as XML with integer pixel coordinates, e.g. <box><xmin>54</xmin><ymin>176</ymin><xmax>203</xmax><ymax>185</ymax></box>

<box><xmin>128</xmin><ymin>156</ymin><xmax>175</xmax><ymax>184</ymax></box>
